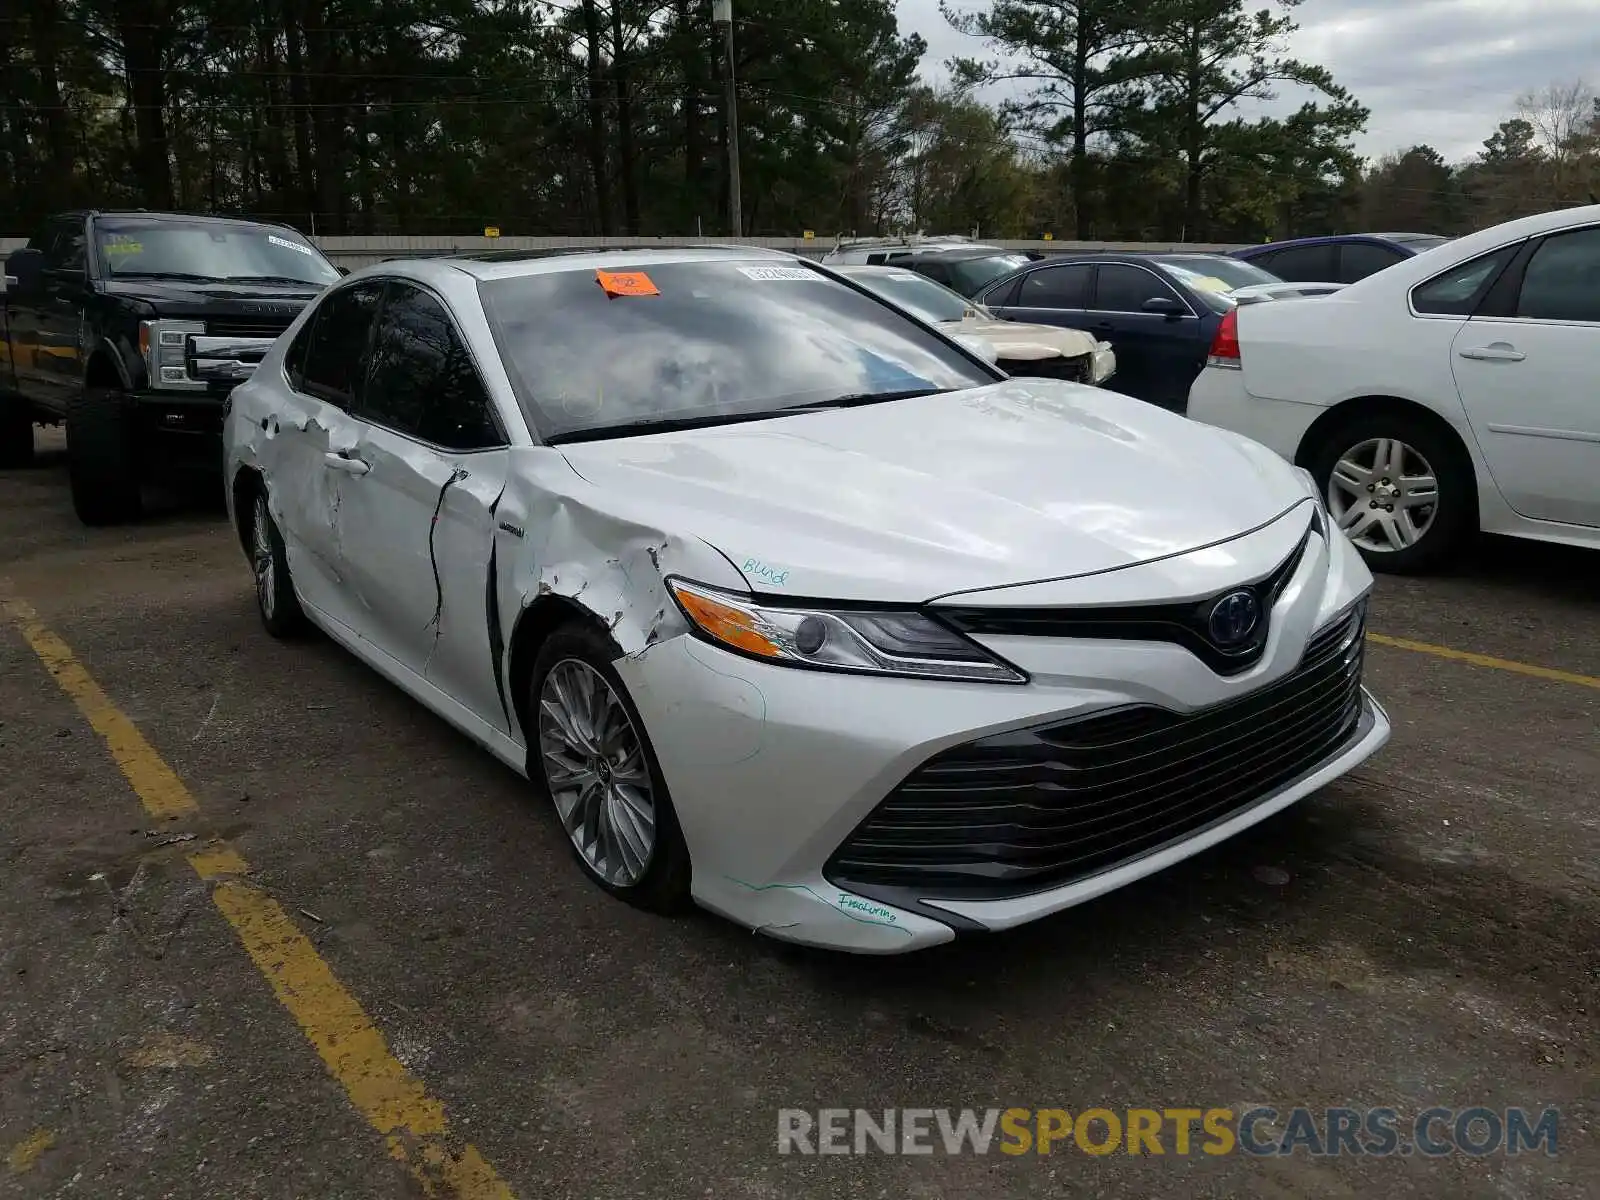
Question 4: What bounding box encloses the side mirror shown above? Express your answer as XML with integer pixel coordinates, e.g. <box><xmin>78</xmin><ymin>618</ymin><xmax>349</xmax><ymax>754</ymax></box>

<box><xmin>4</xmin><ymin>247</ymin><xmax>45</xmax><ymax>292</ymax></box>
<box><xmin>1141</xmin><ymin>296</ymin><xmax>1183</xmax><ymax>316</ymax></box>
<box><xmin>335</xmin><ymin>265</ymin><xmax>350</xmax><ymax>276</ymax></box>
<box><xmin>952</xmin><ymin>332</ymin><xmax>999</xmax><ymax>365</ymax></box>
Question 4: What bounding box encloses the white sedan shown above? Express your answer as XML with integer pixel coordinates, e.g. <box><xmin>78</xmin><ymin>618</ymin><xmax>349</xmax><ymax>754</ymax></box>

<box><xmin>224</xmin><ymin>248</ymin><xmax>1388</xmax><ymax>953</ymax></box>
<box><xmin>1188</xmin><ymin>203</ymin><xmax>1600</xmax><ymax>572</ymax></box>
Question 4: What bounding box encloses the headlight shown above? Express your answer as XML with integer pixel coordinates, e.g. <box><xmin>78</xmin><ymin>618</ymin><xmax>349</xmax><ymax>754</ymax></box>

<box><xmin>666</xmin><ymin>578</ymin><xmax>1026</xmax><ymax>684</ymax></box>
<box><xmin>1293</xmin><ymin>465</ymin><xmax>1331</xmax><ymax>536</ymax></box>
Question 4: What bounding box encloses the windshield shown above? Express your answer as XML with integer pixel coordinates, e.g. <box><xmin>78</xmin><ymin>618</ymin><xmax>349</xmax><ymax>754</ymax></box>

<box><xmin>947</xmin><ymin>254</ymin><xmax>1031</xmax><ymax>296</ymax></box>
<box><xmin>479</xmin><ymin>259</ymin><xmax>998</xmax><ymax>442</ymax></box>
<box><xmin>846</xmin><ymin>268</ymin><xmax>982</xmax><ymax>323</ymax></box>
<box><xmin>95</xmin><ymin>220</ymin><xmax>340</xmax><ymax>285</ymax></box>
<box><xmin>1156</xmin><ymin>256</ymin><xmax>1283</xmax><ymax>292</ymax></box>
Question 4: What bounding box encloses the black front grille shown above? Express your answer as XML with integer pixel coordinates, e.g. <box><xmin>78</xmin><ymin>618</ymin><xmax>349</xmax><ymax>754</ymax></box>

<box><xmin>1005</xmin><ymin>355</ymin><xmax>1089</xmax><ymax>383</ymax></box>
<box><xmin>939</xmin><ymin>525</ymin><xmax>1311</xmax><ymax>676</ymax></box>
<box><xmin>826</xmin><ymin>602</ymin><xmax>1368</xmax><ymax>901</ymax></box>
<box><xmin>204</xmin><ymin>319</ymin><xmax>293</xmax><ymax>339</ymax></box>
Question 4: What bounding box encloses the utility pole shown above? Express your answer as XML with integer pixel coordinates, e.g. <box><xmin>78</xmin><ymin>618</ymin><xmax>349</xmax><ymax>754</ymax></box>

<box><xmin>713</xmin><ymin>0</ymin><xmax>742</xmax><ymax>237</ymax></box>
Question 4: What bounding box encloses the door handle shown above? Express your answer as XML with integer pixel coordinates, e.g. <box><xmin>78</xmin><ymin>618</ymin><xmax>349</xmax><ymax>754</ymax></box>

<box><xmin>323</xmin><ymin>451</ymin><xmax>370</xmax><ymax>475</ymax></box>
<box><xmin>1457</xmin><ymin>345</ymin><xmax>1525</xmax><ymax>362</ymax></box>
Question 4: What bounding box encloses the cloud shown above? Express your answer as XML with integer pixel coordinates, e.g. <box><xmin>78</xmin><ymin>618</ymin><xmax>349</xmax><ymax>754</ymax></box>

<box><xmin>897</xmin><ymin>0</ymin><xmax>1600</xmax><ymax>163</ymax></box>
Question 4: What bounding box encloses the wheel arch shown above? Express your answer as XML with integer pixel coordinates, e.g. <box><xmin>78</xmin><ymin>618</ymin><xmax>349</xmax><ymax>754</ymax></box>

<box><xmin>83</xmin><ymin>345</ymin><xmax>128</xmax><ymax>391</ymax></box>
<box><xmin>506</xmin><ymin>595</ymin><xmax>619</xmax><ymax>756</ymax></box>
<box><xmin>230</xmin><ymin>464</ymin><xmax>265</xmax><ymax>557</ymax></box>
<box><xmin>1294</xmin><ymin>393</ymin><xmax>1482</xmax><ymax>528</ymax></box>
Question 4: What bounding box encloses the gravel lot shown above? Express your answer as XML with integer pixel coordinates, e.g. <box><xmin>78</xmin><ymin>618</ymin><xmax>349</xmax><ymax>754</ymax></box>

<box><xmin>2</xmin><ymin>431</ymin><xmax>1595</xmax><ymax>1199</ymax></box>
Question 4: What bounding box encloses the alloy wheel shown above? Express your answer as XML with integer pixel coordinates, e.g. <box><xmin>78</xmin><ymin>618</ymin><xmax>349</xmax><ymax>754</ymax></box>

<box><xmin>252</xmin><ymin>493</ymin><xmax>276</xmax><ymax>620</ymax></box>
<box><xmin>1326</xmin><ymin>436</ymin><xmax>1439</xmax><ymax>553</ymax></box>
<box><xmin>537</xmin><ymin>659</ymin><xmax>657</xmax><ymax>887</ymax></box>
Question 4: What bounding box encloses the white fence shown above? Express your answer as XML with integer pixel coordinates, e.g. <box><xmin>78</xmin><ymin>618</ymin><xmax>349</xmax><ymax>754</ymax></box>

<box><xmin>2</xmin><ymin>232</ymin><xmax>1252</xmax><ymax>271</ymax></box>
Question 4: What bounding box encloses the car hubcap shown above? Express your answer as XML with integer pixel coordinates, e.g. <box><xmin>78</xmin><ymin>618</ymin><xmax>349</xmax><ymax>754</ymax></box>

<box><xmin>537</xmin><ymin>659</ymin><xmax>656</xmax><ymax>887</ymax></box>
<box><xmin>1326</xmin><ymin>437</ymin><xmax>1439</xmax><ymax>553</ymax></box>
<box><xmin>252</xmin><ymin>495</ymin><xmax>276</xmax><ymax>619</ymax></box>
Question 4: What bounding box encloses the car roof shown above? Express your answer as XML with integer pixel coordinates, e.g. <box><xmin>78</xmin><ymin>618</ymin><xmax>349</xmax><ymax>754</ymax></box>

<box><xmin>90</xmin><ymin>210</ymin><xmax>302</xmax><ymax>232</ymax></box>
<box><xmin>350</xmin><ymin>244</ymin><xmax>804</xmax><ymax>285</ymax></box>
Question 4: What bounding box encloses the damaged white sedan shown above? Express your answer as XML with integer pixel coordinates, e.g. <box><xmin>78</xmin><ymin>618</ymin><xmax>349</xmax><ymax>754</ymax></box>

<box><xmin>223</xmin><ymin>247</ymin><xmax>1390</xmax><ymax>954</ymax></box>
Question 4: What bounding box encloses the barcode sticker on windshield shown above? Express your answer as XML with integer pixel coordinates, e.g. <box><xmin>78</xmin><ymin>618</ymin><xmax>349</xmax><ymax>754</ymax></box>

<box><xmin>269</xmin><ymin>234</ymin><xmax>315</xmax><ymax>256</ymax></box>
<box><xmin>738</xmin><ymin>265</ymin><xmax>816</xmax><ymax>281</ymax></box>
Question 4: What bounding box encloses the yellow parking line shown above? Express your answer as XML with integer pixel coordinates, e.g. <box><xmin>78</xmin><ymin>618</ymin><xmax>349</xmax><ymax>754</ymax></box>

<box><xmin>3</xmin><ymin>596</ymin><xmax>515</xmax><ymax>1200</ymax></box>
<box><xmin>1367</xmin><ymin>632</ymin><xmax>1600</xmax><ymax>690</ymax></box>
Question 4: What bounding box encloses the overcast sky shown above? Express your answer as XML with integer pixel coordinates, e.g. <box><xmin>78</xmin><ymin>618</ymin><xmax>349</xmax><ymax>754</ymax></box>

<box><xmin>900</xmin><ymin>0</ymin><xmax>1600</xmax><ymax>163</ymax></box>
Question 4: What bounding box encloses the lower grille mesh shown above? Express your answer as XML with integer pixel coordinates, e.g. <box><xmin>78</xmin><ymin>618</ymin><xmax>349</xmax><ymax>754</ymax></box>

<box><xmin>826</xmin><ymin>604</ymin><xmax>1368</xmax><ymax>899</ymax></box>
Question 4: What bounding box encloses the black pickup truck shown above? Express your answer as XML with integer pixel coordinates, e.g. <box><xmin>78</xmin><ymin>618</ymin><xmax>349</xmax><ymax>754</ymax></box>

<box><xmin>1</xmin><ymin>210</ymin><xmax>342</xmax><ymax>524</ymax></box>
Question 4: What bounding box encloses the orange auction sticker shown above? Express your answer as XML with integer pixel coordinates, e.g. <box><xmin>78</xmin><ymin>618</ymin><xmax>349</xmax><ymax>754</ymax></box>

<box><xmin>595</xmin><ymin>269</ymin><xmax>660</xmax><ymax>297</ymax></box>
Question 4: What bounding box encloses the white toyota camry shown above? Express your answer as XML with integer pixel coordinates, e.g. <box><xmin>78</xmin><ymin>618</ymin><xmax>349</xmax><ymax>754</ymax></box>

<box><xmin>223</xmin><ymin>247</ymin><xmax>1389</xmax><ymax>954</ymax></box>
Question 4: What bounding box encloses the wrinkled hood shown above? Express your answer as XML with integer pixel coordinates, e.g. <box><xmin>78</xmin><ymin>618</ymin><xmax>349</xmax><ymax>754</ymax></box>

<box><xmin>944</xmin><ymin>315</ymin><xmax>1099</xmax><ymax>361</ymax></box>
<box><xmin>102</xmin><ymin>278</ymin><xmax>326</xmax><ymax>321</ymax></box>
<box><xmin>555</xmin><ymin>379</ymin><xmax>1308</xmax><ymax>602</ymax></box>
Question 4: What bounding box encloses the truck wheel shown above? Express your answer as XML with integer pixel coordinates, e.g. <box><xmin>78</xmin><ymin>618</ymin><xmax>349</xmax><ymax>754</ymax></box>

<box><xmin>0</xmin><ymin>397</ymin><xmax>34</xmax><ymax>468</ymax></box>
<box><xmin>67</xmin><ymin>387</ymin><xmax>143</xmax><ymax>526</ymax></box>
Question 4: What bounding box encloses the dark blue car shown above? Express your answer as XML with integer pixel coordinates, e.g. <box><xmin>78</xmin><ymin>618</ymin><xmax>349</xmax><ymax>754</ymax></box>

<box><xmin>1231</xmin><ymin>232</ymin><xmax>1451</xmax><ymax>284</ymax></box>
<box><xmin>977</xmin><ymin>252</ymin><xmax>1274</xmax><ymax>412</ymax></box>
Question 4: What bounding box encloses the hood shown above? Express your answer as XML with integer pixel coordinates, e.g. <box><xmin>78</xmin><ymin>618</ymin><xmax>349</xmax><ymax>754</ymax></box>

<box><xmin>944</xmin><ymin>315</ymin><xmax>1099</xmax><ymax>362</ymax></box>
<box><xmin>102</xmin><ymin>278</ymin><xmax>326</xmax><ymax>321</ymax></box>
<box><xmin>555</xmin><ymin>379</ymin><xmax>1307</xmax><ymax>602</ymax></box>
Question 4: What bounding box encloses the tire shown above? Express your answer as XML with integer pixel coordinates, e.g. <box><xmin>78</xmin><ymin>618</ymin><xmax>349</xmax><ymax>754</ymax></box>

<box><xmin>0</xmin><ymin>396</ymin><xmax>34</xmax><ymax>468</ymax></box>
<box><xmin>1307</xmin><ymin>411</ymin><xmax>1474</xmax><ymax>575</ymax></box>
<box><xmin>66</xmin><ymin>387</ymin><xmax>142</xmax><ymax>525</ymax></box>
<box><xmin>247</xmin><ymin>488</ymin><xmax>308</xmax><ymax>638</ymax></box>
<box><xmin>527</xmin><ymin>623</ymin><xmax>692</xmax><ymax>913</ymax></box>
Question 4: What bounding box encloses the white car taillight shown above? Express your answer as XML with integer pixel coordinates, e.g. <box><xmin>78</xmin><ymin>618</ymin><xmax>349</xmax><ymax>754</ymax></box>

<box><xmin>1207</xmin><ymin>308</ymin><xmax>1241</xmax><ymax>369</ymax></box>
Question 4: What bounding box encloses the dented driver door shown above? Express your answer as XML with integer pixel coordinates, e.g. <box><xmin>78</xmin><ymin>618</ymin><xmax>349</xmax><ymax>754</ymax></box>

<box><xmin>332</xmin><ymin>281</ymin><xmax>516</xmax><ymax>732</ymax></box>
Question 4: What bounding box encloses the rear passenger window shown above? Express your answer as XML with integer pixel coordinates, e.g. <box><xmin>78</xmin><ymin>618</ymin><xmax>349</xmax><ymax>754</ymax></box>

<box><xmin>1411</xmin><ymin>246</ymin><xmax>1518</xmax><ymax>316</ymax></box>
<box><xmin>363</xmin><ymin>283</ymin><xmax>503</xmax><ymax>450</ymax></box>
<box><xmin>1338</xmin><ymin>242</ymin><xmax>1404</xmax><ymax>283</ymax></box>
<box><xmin>1262</xmin><ymin>244</ymin><xmax>1335</xmax><ymax>282</ymax></box>
<box><xmin>298</xmin><ymin>282</ymin><xmax>383</xmax><ymax>406</ymax></box>
<box><xmin>1018</xmin><ymin>263</ymin><xmax>1091</xmax><ymax>308</ymax></box>
<box><xmin>1515</xmin><ymin>227</ymin><xmax>1600</xmax><ymax>323</ymax></box>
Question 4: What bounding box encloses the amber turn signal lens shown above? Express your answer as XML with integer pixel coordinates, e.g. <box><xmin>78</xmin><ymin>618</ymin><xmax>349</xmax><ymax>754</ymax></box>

<box><xmin>669</xmin><ymin>584</ymin><xmax>783</xmax><ymax>658</ymax></box>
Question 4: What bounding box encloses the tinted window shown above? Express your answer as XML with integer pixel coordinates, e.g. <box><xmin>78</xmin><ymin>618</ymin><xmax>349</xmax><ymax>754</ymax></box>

<box><xmin>48</xmin><ymin>220</ymin><xmax>87</xmax><ymax>271</ymax></box>
<box><xmin>363</xmin><ymin>284</ymin><xmax>503</xmax><ymax>450</ymax></box>
<box><xmin>1095</xmin><ymin>264</ymin><xmax>1183</xmax><ymax>312</ymax></box>
<box><xmin>1411</xmin><ymin>246</ymin><xmax>1518</xmax><ymax>316</ymax></box>
<box><xmin>982</xmin><ymin>276</ymin><xmax>1022</xmax><ymax>308</ymax></box>
<box><xmin>1017</xmin><ymin>264</ymin><xmax>1091</xmax><ymax>308</ymax></box>
<box><xmin>478</xmin><ymin>259</ymin><xmax>996</xmax><ymax>442</ymax></box>
<box><xmin>1515</xmin><ymin>227</ymin><xmax>1600</xmax><ymax>323</ymax></box>
<box><xmin>948</xmin><ymin>253</ymin><xmax>1031</xmax><ymax>296</ymax></box>
<box><xmin>912</xmin><ymin>259</ymin><xmax>952</xmax><ymax>285</ymax></box>
<box><xmin>94</xmin><ymin>219</ymin><xmax>340</xmax><ymax>284</ymax></box>
<box><xmin>1338</xmin><ymin>242</ymin><xmax>1405</xmax><ymax>283</ymax></box>
<box><xmin>1262</xmin><ymin>244</ymin><xmax>1335</xmax><ymax>282</ymax></box>
<box><xmin>299</xmin><ymin>282</ymin><xmax>383</xmax><ymax>406</ymax></box>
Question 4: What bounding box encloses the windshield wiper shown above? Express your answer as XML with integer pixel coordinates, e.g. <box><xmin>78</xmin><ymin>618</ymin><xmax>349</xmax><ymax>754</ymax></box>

<box><xmin>225</xmin><ymin>275</ymin><xmax>326</xmax><ymax>285</ymax></box>
<box><xmin>784</xmin><ymin>387</ymin><xmax>951</xmax><ymax>411</ymax></box>
<box><xmin>108</xmin><ymin>271</ymin><xmax>218</xmax><ymax>282</ymax></box>
<box><xmin>545</xmin><ymin>389</ymin><xmax>950</xmax><ymax>445</ymax></box>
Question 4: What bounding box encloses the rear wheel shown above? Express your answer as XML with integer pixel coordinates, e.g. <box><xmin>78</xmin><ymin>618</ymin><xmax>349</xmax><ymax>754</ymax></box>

<box><xmin>66</xmin><ymin>387</ymin><xmax>142</xmax><ymax>525</ymax></box>
<box><xmin>1308</xmin><ymin>411</ymin><xmax>1474</xmax><ymax>574</ymax></box>
<box><xmin>0</xmin><ymin>397</ymin><xmax>34</xmax><ymax>468</ymax></box>
<box><xmin>528</xmin><ymin>623</ymin><xmax>691</xmax><ymax>913</ymax></box>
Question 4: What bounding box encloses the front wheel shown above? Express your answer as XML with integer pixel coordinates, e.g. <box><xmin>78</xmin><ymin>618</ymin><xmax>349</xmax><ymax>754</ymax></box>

<box><xmin>66</xmin><ymin>387</ymin><xmax>142</xmax><ymax>525</ymax></box>
<box><xmin>528</xmin><ymin>624</ymin><xmax>692</xmax><ymax>913</ymax></box>
<box><xmin>1308</xmin><ymin>413</ymin><xmax>1474</xmax><ymax>574</ymax></box>
<box><xmin>249</xmin><ymin>489</ymin><xmax>308</xmax><ymax>637</ymax></box>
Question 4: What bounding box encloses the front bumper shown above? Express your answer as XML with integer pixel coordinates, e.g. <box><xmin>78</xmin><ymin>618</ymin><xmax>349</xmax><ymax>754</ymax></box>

<box><xmin>133</xmin><ymin>390</ymin><xmax>228</xmax><ymax>477</ymax></box>
<box><xmin>616</xmin><ymin>520</ymin><xmax>1388</xmax><ymax>954</ymax></box>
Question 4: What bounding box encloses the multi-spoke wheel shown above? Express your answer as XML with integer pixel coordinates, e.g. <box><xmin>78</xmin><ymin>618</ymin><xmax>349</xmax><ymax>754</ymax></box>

<box><xmin>248</xmin><ymin>488</ymin><xmax>308</xmax><ymax>637</ymax></box>
<box><xmin>1310</xmin><ymin>413</ymin><xmax>1473</xmax><ymax>574</ymax></box>
<box><xmin>528</xmin><ymin>624</ymin><xmax>691</xmax><ymax>911</ymax></box>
